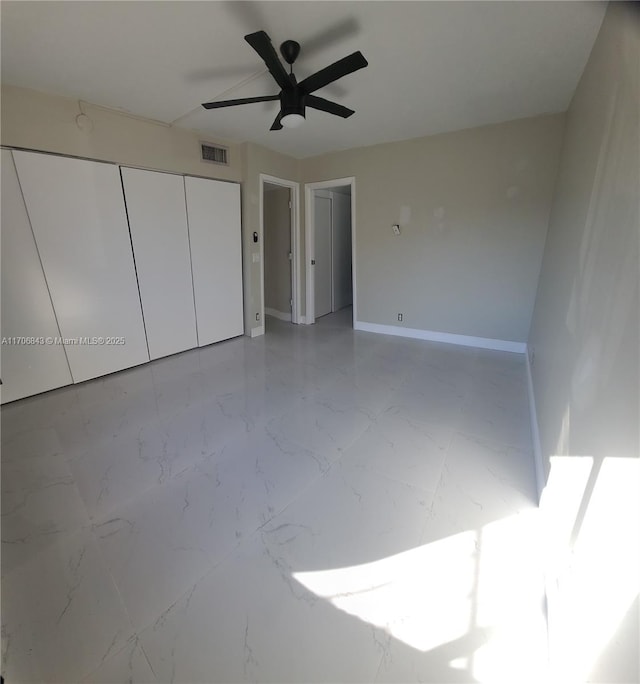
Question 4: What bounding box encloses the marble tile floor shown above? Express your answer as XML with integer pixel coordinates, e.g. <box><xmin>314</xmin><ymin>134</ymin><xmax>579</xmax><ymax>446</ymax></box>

<box><xmin>1</xmin><ymin>309</ymin><xmax>548</xmax><ymax>683</ymax></box>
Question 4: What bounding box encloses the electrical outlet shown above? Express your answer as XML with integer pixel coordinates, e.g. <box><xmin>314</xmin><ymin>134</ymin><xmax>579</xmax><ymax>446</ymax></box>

<box><xmin>256</xmin><ymin>312</ymin><xmax>260</xmax><ymax>322</ymax></box>
<box><xmin>397</xmin><ymin>313</ymin><xmax>403</xmax><ymax>322</ymax></box>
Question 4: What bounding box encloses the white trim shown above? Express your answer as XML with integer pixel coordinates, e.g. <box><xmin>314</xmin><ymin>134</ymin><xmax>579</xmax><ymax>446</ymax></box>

<box><xmin>264</xmin><ymin>307</ymin><xmax>292</xmax><ymax>322</ymax></box>
<box><xmin>250</xmin><ymin>325</ymin><xmax>265</xmax><ymax>338</ymax></box>
<box><xmin>259</xmin><ymin>174</ymin><xmax>301</xmax><ymax>330</ymax></box>
<box><xmin>305</xmin><ymin>177</ymin><xmax>356</xmax><ymax>327</ymax></box>
<box><xmin>354</xmin><ymin>320</ymin><xmax>527</xmax><ymax>353</ymax></box>
<box><xmin>526</xmin><ymin>348</ymin><xmax>546</xmax><ymax>503</ymax></box>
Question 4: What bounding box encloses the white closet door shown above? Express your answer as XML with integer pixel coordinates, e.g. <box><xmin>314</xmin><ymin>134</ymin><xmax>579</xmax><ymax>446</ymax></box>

<box><xmin>314</xmin><ymin>194</ymin><xmax>332</xmax><ymax>318</ymax></box>
<box><xmin>1</xmin><ymin>150</ymin><xmax>73</xmax><ymax>402</ymax></box>
<box><xmin>121</xmin><ymin>168</ymin><xmax>197</xmax><ymax>360</ymax></box>
<box><xmin>13</xmin><ymin>151</ymin><xmax>149</xmax><ymax>383</ymax></box>
<box><xmin>185</xmin><ymin>177</ymin><xmax>243</xmax><ymax>346</ymax></box>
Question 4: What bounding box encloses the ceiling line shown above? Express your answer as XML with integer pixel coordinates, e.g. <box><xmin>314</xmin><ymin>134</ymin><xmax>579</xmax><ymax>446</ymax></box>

<box><xmin>79</xmin><ymin>100</ymin><xmax>172</xmax><ymax>127</ymax></box>
<box><xmin>170</xmin><ymin>67</ymin><xmax>272</xmax><ymax>127</ymax></box>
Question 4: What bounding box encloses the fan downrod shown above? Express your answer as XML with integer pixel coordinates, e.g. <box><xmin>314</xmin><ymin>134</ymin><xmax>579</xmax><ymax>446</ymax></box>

<box><xmin>280</xmin><ymin>40</ymin><xmax>301</xmax><ymax>66</ymax></box>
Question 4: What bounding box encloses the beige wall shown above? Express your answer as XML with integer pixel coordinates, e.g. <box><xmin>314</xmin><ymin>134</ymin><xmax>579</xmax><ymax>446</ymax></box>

<box><xmin>528</xmin><ymin>4</ymin><xmax>639</xmax><ymax>681</ymax></box>
<box><xmin>2</xmin><ymin>85</ymin><xmax>565</xmax><ymax>344</ymax></box>
<box><xmin>301</xmin><ymin>114</ymin><xmax>564</xmax><ymax>342</ymax></box>
<box><xmin>264</xmin><ymin>186</ymin><xmax>292</xmax><ymax>316</ymax></box>
<box><xmin>529</xmin><ymin>5</ymin><xmax>639</xmax><ymax>473</ymax></box>
<box><xmin>1</xmin><ymin>85</ymin><xmax>240</xmax><ymax>181</ymax></box>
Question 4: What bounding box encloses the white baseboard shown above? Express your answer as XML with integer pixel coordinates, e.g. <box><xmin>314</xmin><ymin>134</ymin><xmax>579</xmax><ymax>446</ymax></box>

<box><xmin>265</xmin><ymin>307</ymin><xmax>292</xmax><ymax>322</ymax></box>
<box><xmin>250</xmin><ymin>325</ymin><xmax>265</xmax><ymax>338</ymax></box>
<box><xmin>525</xmin><ymin>349</ymin><xmax>545</xmax><ymax>503</ymax></box>
<box><xmin>353</xmin><ymin>320</ymin><xmax>527</xmax><ymax>354</ymax></box>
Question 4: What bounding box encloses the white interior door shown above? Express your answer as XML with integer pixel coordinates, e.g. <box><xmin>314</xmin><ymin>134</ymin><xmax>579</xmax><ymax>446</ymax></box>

<box><xmin>13</xmin><ymin>151</ymin><xmax>149</xmax><ymax>383</ymax></box>
<box><xmin>314</xmin><ymin>194</ymin><xmax>332</xmax><ymax>318</ymax></box>
<box><xmin>1</xmin><ymin>150</ymin><xmax>73</xmax><ymax>402</ymax></box>
<box><xmin>121</xmin><ymin>168</ymin><xmax>197</xmax><ymax>360</ymax></box>
<box><xmin>185</xmin><ymin>177</ymin><xmax>243</xmax><ymax>346</ymax></box>
<box><xmin>331</xmin><ymin>192</ymin><xmax>353</xmax><ymax>311</ymax></box>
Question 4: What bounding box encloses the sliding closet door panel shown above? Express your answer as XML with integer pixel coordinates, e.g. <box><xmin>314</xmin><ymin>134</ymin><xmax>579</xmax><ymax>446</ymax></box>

<box><xmin>12</xmin><ymin>151</ymin><xmax>149</xmax><ymax>383</ymax></box>
<box><xmin>1</xmin><ymin>150</ymin><xmax>72</xmax><ymax>403</ymax></box>
<box><xmin>121</xmin><ymin>168</ymin><xmax>197</xmax><ymax>360</ymax></box>
<box><xmin>185</xmin><ymin>178</ymin><xmax>243</xmax><ymax>346</ymax></box>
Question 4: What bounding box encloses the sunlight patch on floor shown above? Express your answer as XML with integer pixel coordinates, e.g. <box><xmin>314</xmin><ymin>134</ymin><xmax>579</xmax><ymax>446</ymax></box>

<box><xmin>294</xmin><ymin>509</ymin><xmax>548</xmax><ymax>684</ymax></box>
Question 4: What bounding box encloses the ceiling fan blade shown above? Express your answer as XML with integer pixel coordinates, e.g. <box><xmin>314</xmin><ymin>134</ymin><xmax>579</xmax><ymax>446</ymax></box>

<box><xmin>299</xmin><ymin>51</ymin><xmax>368</xmax><ymax>94</ymax></box>
<box><xmin>202</xmin><ymin>94</ymin><xmax>279</xmax><ymax>109</ymax></box>
<box><xmin>245</xmin><ymin>30</ymin><xmax>292</xmax><ymax>91</ymax></box>
<box><xmin>270</xmin><ymin>111</ymin><xmax>284</xmax><ymax>131</ymax></box>
<box><xmin>307</xmin><ymin>95</ymin><xmax>354</xmax><ymax>118</ymax></box>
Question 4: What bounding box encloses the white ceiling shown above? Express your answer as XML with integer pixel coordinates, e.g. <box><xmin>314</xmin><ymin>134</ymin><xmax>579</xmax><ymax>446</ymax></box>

<box><xmin>1</xmin><ymin>1</ymin><xmax>606</xmax><ymax>159</ymax></box>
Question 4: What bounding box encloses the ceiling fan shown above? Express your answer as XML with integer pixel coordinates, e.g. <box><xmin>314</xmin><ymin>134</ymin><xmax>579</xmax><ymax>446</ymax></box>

<box><xmin>201</xmin><ymin>30</ymin><xmax>368</xmax><ymax>130</ymax></box>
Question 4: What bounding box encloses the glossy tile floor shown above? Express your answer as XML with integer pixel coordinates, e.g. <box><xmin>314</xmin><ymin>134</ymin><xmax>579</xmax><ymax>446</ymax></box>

<box><xmin>1</xmin><ymin>309</ymin><xmax>548</xmax><ymax>683</ymax></box>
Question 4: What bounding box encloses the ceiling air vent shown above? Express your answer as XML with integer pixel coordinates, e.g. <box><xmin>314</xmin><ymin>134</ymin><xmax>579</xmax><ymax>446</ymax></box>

<box><xmin>200</xmin><ymin>142</ymin><xmax>228</xmax><ymax>165</ymax></box>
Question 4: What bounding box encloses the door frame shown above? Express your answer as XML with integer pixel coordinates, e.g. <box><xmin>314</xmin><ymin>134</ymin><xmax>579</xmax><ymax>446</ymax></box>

<box><xmin>304</xmin><ymin>177</ymin><xmax>356</xmax><ymax>325</ymax></box>
<box><xmin>259</xmin><ymin>173</ymin><xmax>301</xmax><ymax>326</ymax></box>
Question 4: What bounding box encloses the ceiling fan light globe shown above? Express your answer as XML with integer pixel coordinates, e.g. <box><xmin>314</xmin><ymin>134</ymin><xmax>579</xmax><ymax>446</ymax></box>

<box><xmin>281</xmin><ymin>113</ymin><xmax>305</xmax><ymax>128</ymax></box>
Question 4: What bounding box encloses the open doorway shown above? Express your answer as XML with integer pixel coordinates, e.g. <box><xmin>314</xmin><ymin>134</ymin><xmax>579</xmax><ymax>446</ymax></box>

<box><xmin>264</xmin><ymin>183</ymin><xmax>292</xmax><ymax>322</ymax></box>
<box><xmin>305</xmin><ymin>178</ymin><xmax>356</xmax><ymax>326</ymax></box>
<box><xmin>259</xmin><ymin>174</ymin><xmax>300</xmax><ymax>331</ymax></box>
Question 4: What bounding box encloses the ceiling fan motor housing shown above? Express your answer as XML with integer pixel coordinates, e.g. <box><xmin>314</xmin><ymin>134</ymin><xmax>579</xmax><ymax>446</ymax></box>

<box><xmin>280</xmin><ymin>40</ymin><xmax>301</xmax><ymax>66</ymax></box>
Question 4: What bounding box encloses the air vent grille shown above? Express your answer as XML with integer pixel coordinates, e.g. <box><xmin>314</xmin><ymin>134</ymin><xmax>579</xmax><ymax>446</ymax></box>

<box><xmin>200</xmin><ymin>142</ymin><xmax>228</xmax><ymax>165</ymax></box>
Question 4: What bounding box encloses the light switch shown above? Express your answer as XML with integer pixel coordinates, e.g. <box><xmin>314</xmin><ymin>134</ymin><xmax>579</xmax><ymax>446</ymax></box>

<box><xmin>252</xmin><ymin>253</ymin><xmax>260</xmax><ymax>263</ymax></box>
